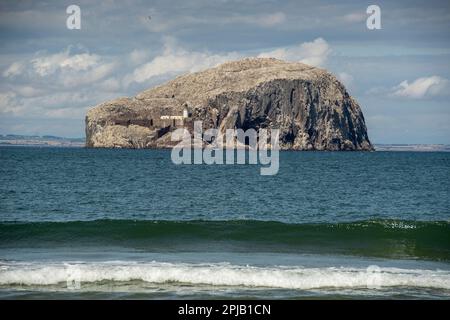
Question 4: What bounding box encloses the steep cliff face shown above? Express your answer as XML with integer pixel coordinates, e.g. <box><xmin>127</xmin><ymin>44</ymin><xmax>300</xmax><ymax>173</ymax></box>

<box><xmin>86</xmin><ymin>58</ymin><xmax>373</xmax><ymax>150</ymax></box>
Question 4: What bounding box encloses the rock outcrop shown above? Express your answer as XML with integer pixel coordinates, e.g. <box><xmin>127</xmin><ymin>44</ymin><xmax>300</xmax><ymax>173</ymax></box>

<box><xmin>86</xmin><ymin>58</ymin><xmax>373</xmax><ymax>150</ymax></box>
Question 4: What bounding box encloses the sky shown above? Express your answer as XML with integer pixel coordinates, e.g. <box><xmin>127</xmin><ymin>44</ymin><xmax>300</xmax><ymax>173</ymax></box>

<box><xmin>0</xmin><ymin>0</ymin><xmax>449</xmax><ymax>144</ymax></box>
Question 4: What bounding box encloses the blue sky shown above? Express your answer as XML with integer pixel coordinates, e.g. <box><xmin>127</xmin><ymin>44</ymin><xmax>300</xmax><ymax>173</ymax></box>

<box><xmin>0</xmin><ymin>0</ymin><xmax>449</xmax><ymax>143</ymax></box>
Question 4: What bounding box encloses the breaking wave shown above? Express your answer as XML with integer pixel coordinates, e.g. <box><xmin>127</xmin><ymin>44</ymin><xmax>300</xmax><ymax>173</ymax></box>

<box><xmin>0</xmin><ymin>261</ymin><xmax>449</xmax><ymax>290</ymax></box>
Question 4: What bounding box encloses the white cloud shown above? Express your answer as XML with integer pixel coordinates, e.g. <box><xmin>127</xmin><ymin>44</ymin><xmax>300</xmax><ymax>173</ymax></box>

<box><xmin>258</xmin><ymin>12</ymin><xmax>286</xmax><ymax>27</ymax></box>
<box><xmin>123</xmin><ymin>39</ymin><xmax>241</xmax><ymax>86</ymax></box>
<box><xmin>44</xmin><ymin>107</ymin><xmax>89</xmax><ymax>119</ymax></box>
<box><xmin>337</xmin><ymin>72</ymin><xmax>354</xmax><ymax>89</ymax></box>
<box><xmin>2</xmin><ymin>38</ymin><xmax>336</xmax><ymax>130</ymax></box>
<box><xmin>258</xmin><ymin>38</ymin><xmax>331</xmax><ymax>67</ymax></box>
<box><xmin>61</xmin><ymin>62</ymin><xmax>116</xmax><ymax>87</ymax></box>
<box><xmin>3</xmin><ymin>62</ymin><xmax>25</xmax><ymax>77</ymax></box>
<box><xmin>99</xmin><ymin>77</ymin><xmax>121</xmax><ymax>92</ymax></box>
<box><xmin>123</xmin><ymin>37</ymin><xmax>332</xmax><ymax>86</ymax></box>
<box><xmin>11</xmin><ymin>85</ymin><xmax>43</xmax><ymax>98</ymax></box>
<box><xmin>129</xmin><ymin>49</ymin><xmax>149</xmax><ymax>65</ymax></box>
<box><xmin>0</xmin><ymin>90</ymin><xmax>105</xmax><ymax>119</ymax></box>
<box><xmin>31</xmin><ymin>50</ymin><xmax>100</xmax><ymax>76</ymax></box>
<box><xmin>3</xmin><ymin>48</ymin><xmax>118</xmax><ymax>92</ymax></box>
<box><xmin>6</xmin><ymin>39</ymin><xmax>333</xmax><ymax>96</ymax></box>
<box><xmin>34</xmin><ymin>92</ymin><xmax>88</xmax><ymax>108</ymax></box>
<box><xmin>392</xmin><ymin>76</ymin><xmax>449</xmax><ymax>98</ymax></box>
<box><xmin>0</xmin><ymin>92</ymin><xmax>21</xmax><ymax>115</ymax></box>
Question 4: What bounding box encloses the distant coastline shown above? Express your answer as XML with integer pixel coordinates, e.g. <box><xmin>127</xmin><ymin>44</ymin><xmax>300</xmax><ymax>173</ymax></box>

<box><xmin>1</xmin><ymin>134</ymin><xmax>449</xmax><ymax>151</ymax></box>
<box><xmin>374</xmin><ymin>144</ymin><xmax>450</xmax><ymax>152</ymax></box>
<box><xmin>0</xmin><ymin>134</ymin><xmax>84</xmax><ymax>148</ymax></box>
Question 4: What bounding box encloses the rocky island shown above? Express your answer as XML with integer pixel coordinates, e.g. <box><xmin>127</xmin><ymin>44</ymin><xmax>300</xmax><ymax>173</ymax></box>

<box><xmin>85</xmin><ymin>58</ymin><xmax>373</xmax><ymax>150</ymax></box>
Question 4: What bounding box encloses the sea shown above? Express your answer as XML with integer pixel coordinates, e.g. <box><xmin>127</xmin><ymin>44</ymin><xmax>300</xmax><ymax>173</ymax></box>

<box><xmin>0</xmin><ymin>146</ymin><xmax>449</xmax><ymax>299</ymax></box>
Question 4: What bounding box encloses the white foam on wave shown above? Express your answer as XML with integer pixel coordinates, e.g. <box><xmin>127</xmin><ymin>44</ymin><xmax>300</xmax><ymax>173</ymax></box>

<box><xmin>0</xmin><ymin>261</ymin><xmax>449</xmax><ymax>290</ymax></box>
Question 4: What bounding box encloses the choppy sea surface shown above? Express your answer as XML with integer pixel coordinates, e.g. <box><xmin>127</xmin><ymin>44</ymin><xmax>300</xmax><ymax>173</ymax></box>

<box><xmin>0</xmin><ymin>147</ymin><xmax>449</xmax><ymax>299</ymax></box>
